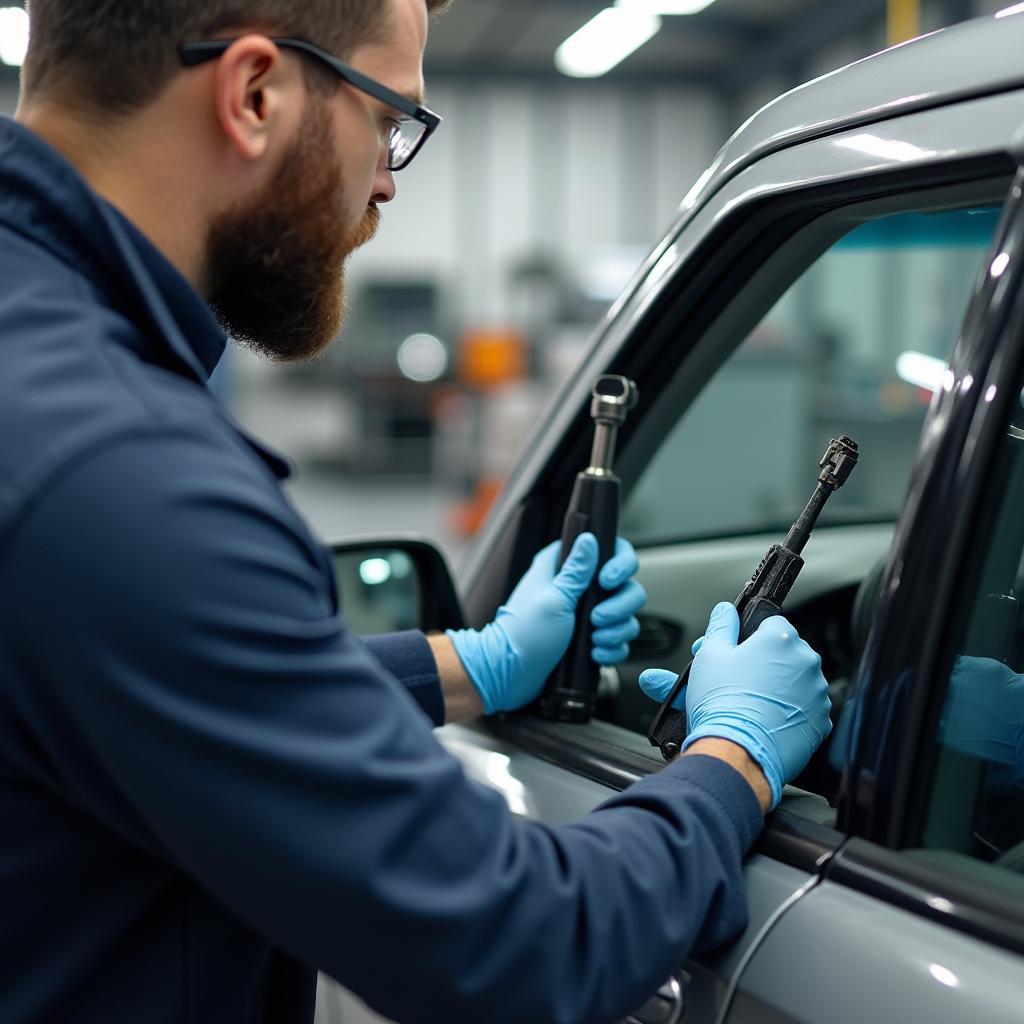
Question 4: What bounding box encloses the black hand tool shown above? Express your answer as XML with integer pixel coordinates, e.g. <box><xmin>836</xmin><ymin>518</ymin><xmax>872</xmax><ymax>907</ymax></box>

<box><xmin>648</xmin><ymin>435</ymin><xmax>860</xmax><ymax>760</ymax></box>
<box><xmin>539</xmin><ymin>375</ymin><xmax>639</xmax><ymax>722</ymax></box>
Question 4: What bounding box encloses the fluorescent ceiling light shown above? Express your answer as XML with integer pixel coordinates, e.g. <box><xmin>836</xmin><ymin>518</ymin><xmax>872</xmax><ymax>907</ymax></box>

<box><xmin>0</xmin><ymin>7</ymin><xmax>29</xmax><ymax>68</ymax></box>
<box><xmin>617</xmin><ymin>0</ymin><xmax>718</xmax><ymax>14</ymax></box>
<box><xmin>996</xmin><ymin>2</ymin><xmax>1024</xmax><ymax>18</ymax></box>
<box><xmin>556</xmin><ymin>8</ymin><xmax>661</xmax><ymax>78</ymax></box>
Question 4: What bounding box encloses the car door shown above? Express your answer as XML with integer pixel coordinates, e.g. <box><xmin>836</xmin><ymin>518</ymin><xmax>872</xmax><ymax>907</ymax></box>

<box><xmin>444</xmin><ymin>82</ymin><xmax>1024</xmax><ymax>1022</ymax></box>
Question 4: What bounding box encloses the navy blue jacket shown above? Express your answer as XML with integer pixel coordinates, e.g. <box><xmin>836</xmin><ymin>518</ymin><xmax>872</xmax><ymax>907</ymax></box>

<box><xmin>0</xmin><ymin>116</ymin><xmax>762</xmax><ymax>1024</ymax></box>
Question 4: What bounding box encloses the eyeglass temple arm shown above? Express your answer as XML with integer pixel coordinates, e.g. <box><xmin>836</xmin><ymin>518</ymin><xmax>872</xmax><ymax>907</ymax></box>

<box><xmin>178</xmin><ymin>42</ymin><xmax>231</xmax><ymax>67</ymax></box>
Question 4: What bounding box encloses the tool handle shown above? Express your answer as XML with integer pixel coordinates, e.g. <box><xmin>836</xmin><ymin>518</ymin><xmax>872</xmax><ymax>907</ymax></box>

<box><xmin>648</xmin><ymin>576</ymin><xmax>789</xmax><ymax>760</ymax></box>
<box><xmin>647</xmin><ymin>665</ymin><xmax>691</xmax><ymax>760</ymax></box>
<box><xmin>539</xmin><ymin>473</ymin><xmax>619</xmax><ymax>722</ymax></box>
<box><xmin>738</xmin><ymin>595</ymin><xmax>785</xmax><ymax>642</ymax></box>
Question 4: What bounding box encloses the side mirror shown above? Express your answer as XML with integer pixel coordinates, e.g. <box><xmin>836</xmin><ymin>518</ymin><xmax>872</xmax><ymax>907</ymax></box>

<box><xmin>329</xmin><ymin>535</ymin><xmax>466</xmax><ymax>636</ymax></box>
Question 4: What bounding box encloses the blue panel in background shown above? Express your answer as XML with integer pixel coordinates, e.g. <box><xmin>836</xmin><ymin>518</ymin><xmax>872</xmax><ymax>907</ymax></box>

<box><xmin>837</xmin><ymin>207</ymin><xmax>1002</xmax><ymax>249</ymax></box>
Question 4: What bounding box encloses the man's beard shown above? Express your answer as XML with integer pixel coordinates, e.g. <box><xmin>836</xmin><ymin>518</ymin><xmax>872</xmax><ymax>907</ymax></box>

<box><xmin>203</xmin><ymin>101</ymin><xmax>381</xmax><ymax>363</ymax></box>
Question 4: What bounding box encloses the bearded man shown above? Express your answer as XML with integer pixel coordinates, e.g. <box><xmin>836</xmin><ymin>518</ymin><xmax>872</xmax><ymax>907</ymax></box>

<box><xmin>0</xmin><ymin>2</ymin><xmax>832</xmax><ymax>1022</ymax></box>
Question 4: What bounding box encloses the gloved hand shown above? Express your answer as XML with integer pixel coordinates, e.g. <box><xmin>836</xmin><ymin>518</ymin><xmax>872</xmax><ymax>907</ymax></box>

<box><xmin>941</xmin><ymin>656</ymin><xmax>1024</xmax><ymax>788</ymax></box>
<box><xmin>447</xmin><ymin>534</ymin><xmax>646</xmax><ymax>715</ymax></box>
<box><xmin>638</xmin><ymin>602</ymin><xmax>832</xmax><ymax>808</ymax></box>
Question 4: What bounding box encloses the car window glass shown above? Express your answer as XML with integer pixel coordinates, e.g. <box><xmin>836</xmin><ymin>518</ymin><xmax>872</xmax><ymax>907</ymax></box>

<box><xmin>621</xmin><ymin>207</ymin><xmax>1002</xmax><ymax>544</ymax></box>
<box><xmin>909</xmin><ymin>387</ymin><xmax>1024</xmax><ymax>891</ymax></box>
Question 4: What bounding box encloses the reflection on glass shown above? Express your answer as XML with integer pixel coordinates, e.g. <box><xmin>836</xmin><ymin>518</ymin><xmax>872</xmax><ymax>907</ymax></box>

<box><xmin>332</xmin><ymin>549</ymin><xmax>421</xmax><ymax>635</ymax></box>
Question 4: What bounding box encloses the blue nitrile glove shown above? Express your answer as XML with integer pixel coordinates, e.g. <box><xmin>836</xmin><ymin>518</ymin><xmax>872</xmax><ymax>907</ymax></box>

<box><xmin>638</xmin><ymin>602</ymin><xmax>832</xmax><ymax>808</ymax></box>
<box><xmin>940</xmin><ymin>656</ymin><xmax>1024</xmax><ymax>788</ymax></box>
<box><xmin>447</xmin><ymin>534</ymin><xmax>646</xmax><ymax>715</ymax></box>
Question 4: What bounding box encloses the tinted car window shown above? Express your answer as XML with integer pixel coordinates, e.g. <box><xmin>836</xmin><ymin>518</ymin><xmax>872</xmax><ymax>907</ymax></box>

<box><xmin>621</xmin><ymin>207</ymin><xmax>1002</xmax><ymax>543</ymax></box>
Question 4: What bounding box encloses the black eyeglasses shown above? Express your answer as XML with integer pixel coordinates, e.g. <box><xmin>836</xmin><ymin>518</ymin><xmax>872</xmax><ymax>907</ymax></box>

<box><xmin>179</xmin><ymin>37</ymin><xmax>442</xmax><ymax>171</ymax></box>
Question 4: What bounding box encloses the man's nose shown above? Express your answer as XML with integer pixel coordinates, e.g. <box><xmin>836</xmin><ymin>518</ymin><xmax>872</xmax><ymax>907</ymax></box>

<box><xmin>372</xmin><ymin>149</ymin><xmax>397</xmax><ymax>205</ymax></box>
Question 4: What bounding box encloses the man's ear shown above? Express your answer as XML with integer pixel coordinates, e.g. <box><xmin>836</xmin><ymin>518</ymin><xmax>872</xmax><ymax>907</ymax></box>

<box><xmin>210</xmin><ymin>34</ymin><xmax>300</xmax><ymax>162</ymax></box>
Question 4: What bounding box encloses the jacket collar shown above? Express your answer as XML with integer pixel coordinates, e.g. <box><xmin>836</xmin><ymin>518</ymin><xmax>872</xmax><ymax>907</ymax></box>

<box><xmin>0</xmin><ymin>116</ymin><xmax>225</xmax><ymax>383</ymax></box>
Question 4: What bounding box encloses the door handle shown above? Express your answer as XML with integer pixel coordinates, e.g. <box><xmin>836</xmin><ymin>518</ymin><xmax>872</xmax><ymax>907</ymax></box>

<box><xmin>624</xmin><ymin>972</ymin><xmax>686</xmax><ymax>1024</ymax></box>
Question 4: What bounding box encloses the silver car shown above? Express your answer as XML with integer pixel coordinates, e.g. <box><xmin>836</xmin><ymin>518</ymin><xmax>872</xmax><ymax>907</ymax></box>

<box><xmin>328</xmin><ymin>11</ymin><xmax>1024</xmax><ymax>1023</ymax></box>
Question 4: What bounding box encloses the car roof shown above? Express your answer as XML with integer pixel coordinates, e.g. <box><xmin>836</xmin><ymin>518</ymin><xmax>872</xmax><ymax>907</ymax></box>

<box><xmin>683</xmin><ymin>10</ymin><xmax>1024</xmax><ymax>217</ymax></box>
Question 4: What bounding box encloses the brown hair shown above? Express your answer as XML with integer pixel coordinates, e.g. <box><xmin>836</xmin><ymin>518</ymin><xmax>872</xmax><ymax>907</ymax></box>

<box><xmin>22</xmin><ymin>0</ymin><xmax>451</xmax><ymax>114</ymax></box>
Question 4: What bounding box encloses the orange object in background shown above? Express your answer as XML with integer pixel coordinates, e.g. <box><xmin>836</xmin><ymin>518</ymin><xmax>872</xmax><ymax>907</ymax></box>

<box><xmin>448</xmin><ymin>477</ymin><xmax>504</xmax><ymax>539</ymax></box>
<box><xmin>458</xmin><ymin>328</ymin><xmax>528</xmax><ymax>390</ymax></box>
<box><xmin>445</xmin><ymin>327</ymin><xmax>531</xmax><ymax>536</ymax></box>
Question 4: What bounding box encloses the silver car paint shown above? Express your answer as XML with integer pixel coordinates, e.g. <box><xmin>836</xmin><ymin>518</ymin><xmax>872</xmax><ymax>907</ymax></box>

<box><xmin>725</xmin><ymin>880</ymin><xmax>1024</xmax><ymax>1023</ymax></box>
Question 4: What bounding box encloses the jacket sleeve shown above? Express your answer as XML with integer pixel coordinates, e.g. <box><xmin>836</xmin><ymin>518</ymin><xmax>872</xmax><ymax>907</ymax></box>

<box><xmin>2</xmin><ymin>426</ymin><xmax>763</xmax><ymax>1024</ymax></box>
<box><xmin>363</xmin><ymin>632</ymin><xmax>445</xmax><ymax>726</ymax></box>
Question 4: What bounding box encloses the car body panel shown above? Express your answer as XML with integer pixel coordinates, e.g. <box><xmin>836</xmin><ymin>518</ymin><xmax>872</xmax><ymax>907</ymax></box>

<box><xmin>724</xmin><ymin>879</ymin><xmax>1024</xmax><ymax>1024</ymax></box>
<box><xmin>437</xmin><ymin>722</ymin><xmax>617</xmax><ymax>823</ymax></box>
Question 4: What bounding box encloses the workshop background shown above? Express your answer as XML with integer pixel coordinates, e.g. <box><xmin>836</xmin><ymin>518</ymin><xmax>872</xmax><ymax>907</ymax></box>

<box><xmin>0</xmin><ymin>0</ymin><xmax>1006</xmax><ymax>573</ymax></box>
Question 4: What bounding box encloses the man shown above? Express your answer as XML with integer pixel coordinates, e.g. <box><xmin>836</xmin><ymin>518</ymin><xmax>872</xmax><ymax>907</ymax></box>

<box><xmin>0</xmin><ymin>2</ymin><xmax>833</xmax><ymax>1022</ymax></box>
